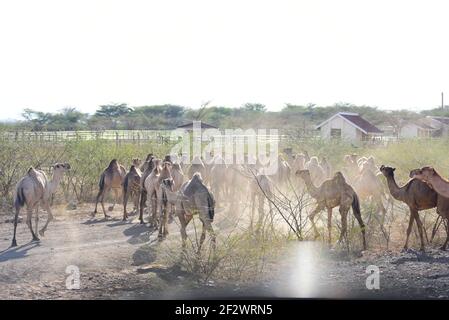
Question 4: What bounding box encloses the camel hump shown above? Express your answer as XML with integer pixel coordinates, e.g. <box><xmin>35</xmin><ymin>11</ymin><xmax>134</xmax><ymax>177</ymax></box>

<box><xmin>173</xmin><ymin>163</ymin><xmax>181</xmax><ymax>171</ymax></box>
<box><xmin>27</xmin><ymin>167</ymin><xmax>39</xmax><ymax>178</ymax></box>
<box><xmin>192</xmin><ymin>172</ymin><xmax>203</xmax><ymax>182</ymax></box>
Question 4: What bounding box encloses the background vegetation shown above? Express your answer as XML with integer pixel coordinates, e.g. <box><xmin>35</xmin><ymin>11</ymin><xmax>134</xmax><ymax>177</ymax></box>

<box><xmin>2</xmin><ymin>102</ymin><xmax>449</xmax><ymax>132</ymax></box>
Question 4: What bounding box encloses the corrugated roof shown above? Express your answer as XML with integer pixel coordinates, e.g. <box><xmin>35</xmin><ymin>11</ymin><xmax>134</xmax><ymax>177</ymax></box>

<box><xmin>339</xmin><ymin>113</ymin><xmax>383</xmax><ymax>134</ymax></box>
<box><xmin>431</xmin><ymin>116</ymin><xmax>449</xmax><ymax>126</ymax></box>
<box><xmin>316</xmin><ymin>112</ymin><xmax>383</xmax><ymax>134</ymax></box>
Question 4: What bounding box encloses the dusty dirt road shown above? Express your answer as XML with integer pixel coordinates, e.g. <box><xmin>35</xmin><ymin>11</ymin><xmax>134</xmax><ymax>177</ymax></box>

<box><xmin>1</xmin><ymin>204</ymin><xmax>449</xmax><ymax>299</ymax></box>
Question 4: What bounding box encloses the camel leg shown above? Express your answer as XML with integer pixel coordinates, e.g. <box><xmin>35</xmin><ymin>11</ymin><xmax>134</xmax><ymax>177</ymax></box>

<box><xmin>327</xmin><ymin>207</ymin><xmax>333</xmax><ymax>247</ymax></box>
<box><xmin>109</xmin><ymin>188</ymin><xmax>119</xmax><ymax>211</ymax></box>
<box><xmin>26</xmin><ymin>205</ymin><xmax>39</xmax><ymax>242</ymax></box>
<box><xmin>352</xmin><ymin>205</ymin><xmax>367</xmax><ymax>251</ymax></box>
<box><xmin>94</xmin><ymin>188</ymin><xmax>103</xmax><ymax>215</ymax></box>
<box><xmin>403</xmin><ymin>210</ymin><xmax>415</xmax><ymax>251</ymax></box>
<box><xmin>39</xmin><ymin>202</ymin><xmax>53</xmax><ymax>237</ymax></box>
<box><xmin>139</xmin><ymin>190</ymin><xmax>147</xmax><ymax>224</ymax></box>
<box><xmin>177</xmin><ymin>208</ymin><xmax>192</xmax><ymax>250</ymax></box>
<box><xmin>309</xmin><ymin>204</ymin><xmax>325</xmax><ymax>239</ymax></box>
<box><xmin>133</xmin><ymin>192</ymin><xmax>140</xmax><ymax>214</ymax></box>
<box><xmin>198</xmin><ymin>219</ymin><xmax>216</xmax><ymax>252</ymax></box>
<box><xmin>198</xmin><ymin>221</ymin><xmax>207</xmax><ymax>253</ymax></box>
<box><xmin>441</xmin><ymin>219</ymin><xmax>449</xmax><ymax>250</ymax></box>
<box><xmin>11</xmin><ymin>204</ymin><xmax>21</xmax><ymax>247</ymax></box>
<box><xmin>412</xmin><ymin>210</ymin><xmax>425</xmax><ymax>251</ymax></box>
<box><xmin>206</xmin><ymin>220</ymin><xmax>216</xmax><ymax>251</ymax></box>
<box><xmin>150</xmin><ymin>193</ymin><xmax>159</xmax><ymax>228</ymax></box>
<box><xmin>101</xmin><ymin>186</ymin><xmax>111</xmax><ymax>218</ymax></box>
<box><xmin>338</xmin><ymin>207</ymin><xmax>349</xmax><ymax>245</ymax></box>
<box><xmin>158</xmin><ymin>201</ymin><xmax>168</xmax><ymax>239</ymax></box>
<box><xmin>34</xmin><ymin>206</ymin><xmax>39</xmax><ymax>236</ymax></box>
<box><xmin>123</xmin><ymin>188</ymin><xmax>129</xmax><ymax>221</ymax></box>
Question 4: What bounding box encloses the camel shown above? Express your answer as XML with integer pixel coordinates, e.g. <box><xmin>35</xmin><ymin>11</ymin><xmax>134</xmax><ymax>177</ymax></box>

<box><xmin>188</xmin><ymin>156</ymin><xmax>206</xmax><ymax>181</ymax></box>
<box><xmin>410</xmin><ymin>167</ymin><xmax>449</xmax><ymax>199</ymax></box>
<box><xmin>296</xmin><ymin>170</ymin><xmax>367</xmax><ymax>250</ymax></box>
<box><xmin>273</xmin><ymin>155</ymin><xmax>292</xmax><ymax>188</ymax></box>
<box><xmin>249</xmin><ymin>173</ymin><xmax>274</xmax><ymax>232</ymax></box>
<box><xmin>122</xmin><ymin>164</ymin><xmax>142</xmax><ymax>221</ymax></box>
<box><xmin>342</xmin><ymin>154</ymin><xmax>360</xmax><ymax>183</ymax></box>
<box><xmin>138</xmin><ymin>156</ymin><xmax>155</xmax><ymax>223</ymax></box>
<box><xmin>94</xmin><ymin>159</ymin><xmax>126</xmax><ymax>218</ymax></box>
<box><xmin>291</xmin><ymin>153</ymin><xmax>306</xmax><ymax>173</ymax></box>
<box><xmin>11</xmin><ymin>163</ymin><xmax>71</xmax><ymax>247</ymax></box>
<box><xmin>143</xmin><ymin>160</ymin><xmax>172</xmax><ymax>228</ymax></box>
<box><xmin>304</xmin><ymin>156</ymin><xmax>326</xmax><ymax>186</ymax></box>
<box><xmin>380</xmin><ymin>165</ymin><xmax>449</xmax><ymax>251</ymax></box>
<box><xmin>210</xmin><ymin>155</ymin><xmax>229</xmax><ymax>201</ymax></box>
<box><xmin>177</xmin><ymin>173</ymin><xmax>216</xmax><ymax>251</ymax></box>
<box><xmin>320</xmin><ymin>157</ymin><xmax>332</xmax><ymax>179</ymax></box>
<box><xmin>140</xmin><ymin>153</ymin><xmax>154</xmax><ymax>172</ymax></box>
<box><xmin>353</xmin><ymin>163</ymin><xmax>388</xmax><ymax>223</ymax></box>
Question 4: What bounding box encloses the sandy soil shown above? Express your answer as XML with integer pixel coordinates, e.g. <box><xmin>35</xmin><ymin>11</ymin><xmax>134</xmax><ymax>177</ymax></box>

<box><xmin>1</xmin><ymin>204</ymin><xmax>449</xmax><ymax>300</ymax></box>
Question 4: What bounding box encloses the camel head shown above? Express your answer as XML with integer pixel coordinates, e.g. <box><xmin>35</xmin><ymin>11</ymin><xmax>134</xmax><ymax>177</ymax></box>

<box><xmin>132</xmin><ymin>158</ymin><xmax>141</xmax><ymax>167</ymax></box>
<box><xmin>295</xmin><ymin>169</ymin><xmax>310</xmax><ymax>180</ymax></box>
<box><xmin>53</xmin><ymin>162</ymin><xmax>71</xmax><ymax>172</ymax></box>
<box><xmin>379</xmin><ymin>165</ymin><xmax>395</xmax><ymax>177</ymax></box>
<box><xmin>162</xmin><ymin>161</ymin><xmax>172</xmax><ymax>171</ymax></box>
<box><xmin>161</xmin><ymin>178</ymin><xmax>174</xmax><ymax>192</ymax></box>
<box><xmin>145</xmin><ymin>153</ymin><xmax>154</xmax><ymax>161</ymax></box>
<box><xmin>409</xmin><ymin>166</ymin><xmax>435</xmax><ymax>182</ymax></box>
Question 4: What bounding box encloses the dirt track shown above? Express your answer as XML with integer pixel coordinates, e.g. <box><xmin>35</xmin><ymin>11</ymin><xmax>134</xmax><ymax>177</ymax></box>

<box><xmin>1</xmin><ymin>204</ymin><xmax>449</xmax><ymax>300</ymax></box>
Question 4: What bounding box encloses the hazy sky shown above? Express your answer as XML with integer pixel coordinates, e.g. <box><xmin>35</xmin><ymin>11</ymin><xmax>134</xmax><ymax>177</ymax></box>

<box><xmin>0</xmin><ymin>0</ymin><xmax>448</xmax><ymax>119</ymax></box>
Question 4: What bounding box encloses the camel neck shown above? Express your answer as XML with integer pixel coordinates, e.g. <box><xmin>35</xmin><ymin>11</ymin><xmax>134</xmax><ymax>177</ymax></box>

<box><xmin>48</xmin><ymin>171</ymin><xmax>64</xmax><ymax>195</ymax></box>
<box><xmin>302</xmin><ymin>175</ymin><xmax>319</xmax><ymax>198</ymax></box>
<box><xmin>385</xmin><ymin>174</ymin><xmax>405</xmax><ymax>201</ymax></box>
<box><xmin>428</xmin><ymin>174</ymin><xmax>449</xmax><ymax>198</ymax></box>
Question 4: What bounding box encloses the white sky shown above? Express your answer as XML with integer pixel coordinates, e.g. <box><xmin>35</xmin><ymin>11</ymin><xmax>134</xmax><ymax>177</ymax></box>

<box><xmin>0</xmin><ymin>0</ymin><xmax>448</xmax><ymax>119</ymax></box>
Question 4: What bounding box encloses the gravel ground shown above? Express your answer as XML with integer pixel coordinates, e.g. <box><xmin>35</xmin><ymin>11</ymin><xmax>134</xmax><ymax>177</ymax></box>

<box><xmin>1</xmin><ymin>204</ymin><xmax>449</xmax><ymax>300</ymax></box>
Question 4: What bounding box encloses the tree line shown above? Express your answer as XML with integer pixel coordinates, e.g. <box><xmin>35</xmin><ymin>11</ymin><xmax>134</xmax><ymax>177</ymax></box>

<box><xmin>1</xmin><ymin>102</ymin><xmax>449</xmax><ymax>133</ymax></box>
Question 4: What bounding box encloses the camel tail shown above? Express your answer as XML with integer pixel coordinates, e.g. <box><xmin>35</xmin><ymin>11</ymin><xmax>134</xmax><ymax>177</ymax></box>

<box><xmin>351</xmin><ymin>192</ymin><xmax>361</xmax><ymax>219</ymax></box>
<box><xmin>207</xmin><ymin>192</ymin><xmax>215</xmax><ymax>221</ymax></box>
<box><xmin>14</xmin><ymin>186</ymin><xmax>26</xmax><ymax>208</ymax></box>
<box><xmin>352</xmin><ymin>192</ymin><xmax>367</xmax><ymax>249</ymax></box>
<box><xmin>123</xmin><ymin>174</ymin><xmax>129</xmax><ymax>192</ymax></box>
<box><xmin>98</xmin><ymin>173</ymin><xmax>106</xmax><ymax>192</ymax></box>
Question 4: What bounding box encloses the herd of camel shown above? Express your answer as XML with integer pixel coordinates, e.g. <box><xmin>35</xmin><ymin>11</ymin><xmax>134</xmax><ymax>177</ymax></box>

<box><xmin>8</xmin><ymin>149</ymin><xmax>449</xmax><ymax>254</ymax></box>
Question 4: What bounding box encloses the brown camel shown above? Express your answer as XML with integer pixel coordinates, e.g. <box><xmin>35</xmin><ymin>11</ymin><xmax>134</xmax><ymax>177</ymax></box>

<box><xmin>178</xmin><ymin>173</ymin><xmax>216</xmax><ymax>252</ymax></box>
<box><xmin>94</xmin><ymin>159</ymin><xmax>126</xmax><ymax>218</ymax></box>
<box><xmin>410</xmin><ymin>166</ymin><xmax>449</xmax><ymax>199</ymax></box>
<box><xmin>143</xmin><ymin>160</ymin><xmax>171</xmax><ymax>228</ymax></box>
<box><xmin>122</xmin><ymin>163</ymin><xmax>142</xmax><ymax>221</ymax></box>
<box><xmin>138</xmin><ymin>156</ymin><xmax>155</xmax><ymax>223</ymax></box>
<box><xmin>353</xmin><ymin>164</ymin><xmax>388</xmax><ymax>223</ymax></box>
<box><xmin>12</xmin><ymin>163</ymin><xmax>71</xmax><ymax>247</ymax></box>
<box><xmin>249</xmin><ymin>173</ymin><xmax>274</xmax><ymax>232</ymax></box>
<box><xmin>380</xmin><ymin>165</ymin><xmax>449</xmax><ymax>251</ymax></box>
<box><xmin>296</xmin><ymin>170</ymin><xmax>367</xmax><ymax>250</ymax></box>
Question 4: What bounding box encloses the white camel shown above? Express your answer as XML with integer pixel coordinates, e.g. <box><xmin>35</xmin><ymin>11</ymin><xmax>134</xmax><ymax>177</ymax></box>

<box><xmin>11</xmin><ymin>163</ymin><xmax>71</xmax><ymax>247</ymax></box>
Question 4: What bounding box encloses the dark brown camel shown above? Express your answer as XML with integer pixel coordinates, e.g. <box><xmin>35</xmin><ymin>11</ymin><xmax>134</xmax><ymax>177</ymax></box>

<box><xmin>380</xmin><ymin>165</ymin><xmax>449</xmax><ymax>251</ymax></box>
<box><xmin>296</xmin><ymin>170</ymin><xmax>367</xmax><ymax>250</ymax></box>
